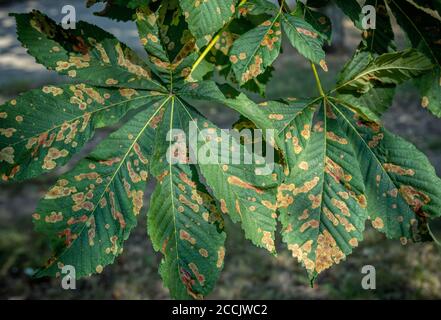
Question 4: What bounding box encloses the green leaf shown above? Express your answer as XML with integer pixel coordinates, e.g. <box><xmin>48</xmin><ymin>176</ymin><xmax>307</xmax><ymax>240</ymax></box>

<box><xmin>227</xmin><ymin>4</ymin><xmax>328</xmax><ymax>84</ymax></box>
<box><xmin>137</xmin><ymin>2</ymin><xmax>209</xmax><ymax>88</ymax></box>
<box><xmin>361</xmin><ymin>0</ymin><xmax>395</xmax><ymax>54</ymax></box>
<box><xmin>329</xmin><ymin>99</ymin><xmax>441</xmax><ymax>240</ymax></box>
<box><xmin>174</xmin><ymin>79</ymin><xmax>229</xmax><ymax>103</ymax></box>
<box><xmin>388</xmin><ymin>0</ymin><xmax>441</xmax><ymax>117</ymax></box>
<box><xmin>29</xmin><ymin>81</ymin><xmax>235</xmax><ymax>299</ymax></box>
<box><xmin>239</xmin><ymin>0</ymin><xmax>279</xmax><ymax>16</ymax></box>
<box><xmin>224</xmin><ymin>93</ymin><xmax>441</xmax><ymax>278</ymax></box>
<box><xmin>125</xmin><ymin>0</ymin><xmax>151</xmax><ymax>9</ymax></box>
<box><xmin>194</xmin><ymin>128</ymin><xmax>279</xmax><ymax>253</ymax></box>
<box><xmin>179</xmin><ymin>0</ymin><xmax>236</xmax><ymax>42</ymax></box>
<box><xmin>33</xmin><ymin>101</ymin><xmax>164</xmax><ymax>278</ymax></box>
<box><xmin>335</xmin><ymin>50</ymin><xmax>396</xmax><ymax>121</ymax></box>
<box><xmin>281</xmin><ymin>13</ymin><xmax>327</xmax><ymax>70</ymax></box>
<box><xmin>0</xmin><ymin>84</ymin><xmax>165</xmax><ymax>181</ymax></box>
<box><xmin>26</xmin><ymin>73</ymin><xmax>268</xmax><ymax>298</ymax></box>
<box><xmin>136</xmin><ymin>8</ymin><xmax>171</xmax><ymax>64</ymax></box>
<box><xmin>416</xmin><ymin>70</ymin><xmax>441</xmax><ymax>117</ymax></box>
<box><xmin>241</xmin><ymin>66</ymin><xmax>274</xmax><ymax>97</ymax></box>
<box><xmin>230</xmin><ymin>13</ymin><xmax>282</xmax><ymax>85</ymax></box>
<box><xmin>148</xmin><ymin>161</ymin><xmax>226</xmax><ymax>300</ymax></box>
<box><xmin>226</xmin><ymin>96</ymin><xmax>367</xmax><ymax>278</ymax></box>
<box><xmin>13</xmin><ymin>11</ymin><xmax>164</xmax><ymax>91</ymax></box>
<box><xmin>145</xmin><ymin>88</ymin><xmax>277</xmax><ymax>297</ymax></box>
<box><xmin>205</xmin><ymin>17</ymin><xmax>266</xmax><ymax>85</ymax></box>
<box><xmin>135</xmin><ymin>3</ymin><xmax>198</xmax><ymax>88</ymax></box>
<box><xmin>334</xmin><ymin>49</ymin><xmax>432</xmax><ymax>94</ymax></box>
<box><xmin>336</xmin><ymin>88</ymin><xmax>395</xmax><ymax>123</ymax></box>
<box><xmin>148</xmin><ymin>98</ymin><xmax>226</xmax><ymax>299</ymax></box>
<box><xmin>294</xmin><ymin>2</ymin><xmax>332</xmax><ymax>43</ymax></box>
<box><xmin>221</xmin><ymin>92</ymin><xmax>318</xmax><ymax>166</ymax></box>
<box><xmin>277</xmin><ymin>101</ymin><xmax>368</xmax><ymax>280</ymax></box>
<box><xmin>205</xmin><ymin>29</ymin><xmax>236</xmax><ymax>67</ymax></box>
<box><xmin>169</xmin><ymin>88</ymin><xmax>279</xmax><ymax>253</ymax></box>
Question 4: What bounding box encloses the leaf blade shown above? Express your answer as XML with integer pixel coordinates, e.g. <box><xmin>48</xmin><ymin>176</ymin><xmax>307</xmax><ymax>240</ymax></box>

<box><xmin>0</xmin><ymin>84</ymin><xmax>164</xmax><ymax>181</ymax></box>
<box><xmin>33</xmin><ymin>98</ymin><xmax>168</xmax><ymax>278</ymax></box>
<box><xmin>230</xmin><ymin>14</ymin><xmax>282</xmax><ymax>85</ymax></box>
<box><xmin>331</xmin><ymin>100</ymin><xmax>441</xmax><ymax>242</ymax></box>
<box><xmin>335</xmin><ymin>49</ymin><xmax>432</xmax><ymax>94</ymax></box>
<box><xmin>282</xmin><ymin>13</ymin><xmax>327</xmax><ymax>70</ymax></box>
<box><xmin>147</xmin><ymin>97</ymin><xmax>226</xmax><ymax>299</ymax></box>
<box><xmin>179</xmin><ymin>0</ymin><xmax>236</xmax><ymax>42</ymax></box>
<box><xmin>13</xmin><ymin>11</ymin><xmax>164</xmax><ymax>90</ymax></box>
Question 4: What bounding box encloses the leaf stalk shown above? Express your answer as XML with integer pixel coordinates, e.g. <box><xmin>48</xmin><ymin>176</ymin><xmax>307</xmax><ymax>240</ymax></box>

<box><xmin>310</xmin><ymin>62</ymin><xmax>325</xmax><ymax>97</ymax></box>
<box><xmin>278</xmin><ymin>0</ymin><xmax>290</xmax><ymax>13</ymax></box>
<box><xmin>189</xmin><ymin>0</ymin><xmax>248</xmax><ymax>76</ymax></box>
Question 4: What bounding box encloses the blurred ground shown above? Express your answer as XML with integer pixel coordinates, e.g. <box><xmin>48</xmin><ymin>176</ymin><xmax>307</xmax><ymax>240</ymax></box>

<box><xmin>1</xmin><ymin>0</ymin><xmax>441</xmax><ymax>300</ymax></box>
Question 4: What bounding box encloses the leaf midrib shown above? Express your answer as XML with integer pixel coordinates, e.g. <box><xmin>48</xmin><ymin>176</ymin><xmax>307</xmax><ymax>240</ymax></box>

<box><xmin>328</xmin><ymin>98</ymin><xmax>413</xmax><ymax>215</ymax></box>
<box><xmin>166</xmin><ymin>95</ymin><xmax>185</xmax><ymax>295</ymax></box>
<box><xmin>281</xmin><ymin>13</ymin><xmax>324</xmax><ymax>58</ymax></box>
<box><xmin>331</xmin><ymin>62</ymin><xmax>432</xmax><ymax>94</ymax></box>
<box><xmin>237</xmin><ymin>8</ymin><xmax>282</xmax><ymax>83</ymax></box>
<box><xmin>175</xmin><ymin>96</ymin><xmax>270</xmax><ymax>250</ymax></box>
<box><xmin>8</xmin><ymin>92</ymin><xmax>167</xmax><ymax>147</ymax></box>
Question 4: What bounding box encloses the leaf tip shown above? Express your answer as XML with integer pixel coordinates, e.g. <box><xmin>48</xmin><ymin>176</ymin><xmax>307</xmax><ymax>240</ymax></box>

<box><xmin>319</xmin><ymin>59</ymin><xmax>328</xmax><ymax>72</ymax></box>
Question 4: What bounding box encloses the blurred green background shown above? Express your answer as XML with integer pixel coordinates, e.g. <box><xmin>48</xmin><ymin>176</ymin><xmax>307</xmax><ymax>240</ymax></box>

<box><xmin>1</xmin><ymin>0</ymin><xmax>441</xmax><ymax>300</ymax></box>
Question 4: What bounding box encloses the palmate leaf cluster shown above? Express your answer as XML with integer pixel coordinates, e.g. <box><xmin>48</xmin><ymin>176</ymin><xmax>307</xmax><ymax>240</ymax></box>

<box><xmin>1</xmin><ymin>0</ymin><xmax>441</xmax><ymax>298</ymax></box>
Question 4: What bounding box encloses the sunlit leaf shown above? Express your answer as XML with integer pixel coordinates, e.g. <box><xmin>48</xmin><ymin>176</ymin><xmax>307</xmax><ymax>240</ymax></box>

<box><xmin>230</xmin><ymin>13</ymin><xmax>282</xmax><ymax>85</ymax></box>
<box><xmin>224</xmin><ymin>94</ymin><xmax>441</xmax><ymax>279</ymax></box>
<box><xmin>335</xmin><ymin>49</ymin><xmax>396</xmax><ymax>121</ymax></box>
<box><xmin>0</xmin><ymin>85</ymin><xmax>165</xmax><ymax>181</ymax></box>
<box><xmin>33</xmin><ymin>102</ymin><xmax>163</xmax><ymax>277</ymax></box>
<box><xmin>179</xmin><ymin>0</ymin><xmax>236</xmax><ymax>43</ymax></box>
<box><xmin>13</xmin><ymin>11</ymin><xmax>163</xmax><ymax>90</ymax></box>
<box><xmin>335</xmin><ymin>49</ymin><xmax>432</xmax><ymax>94</ymax></box>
